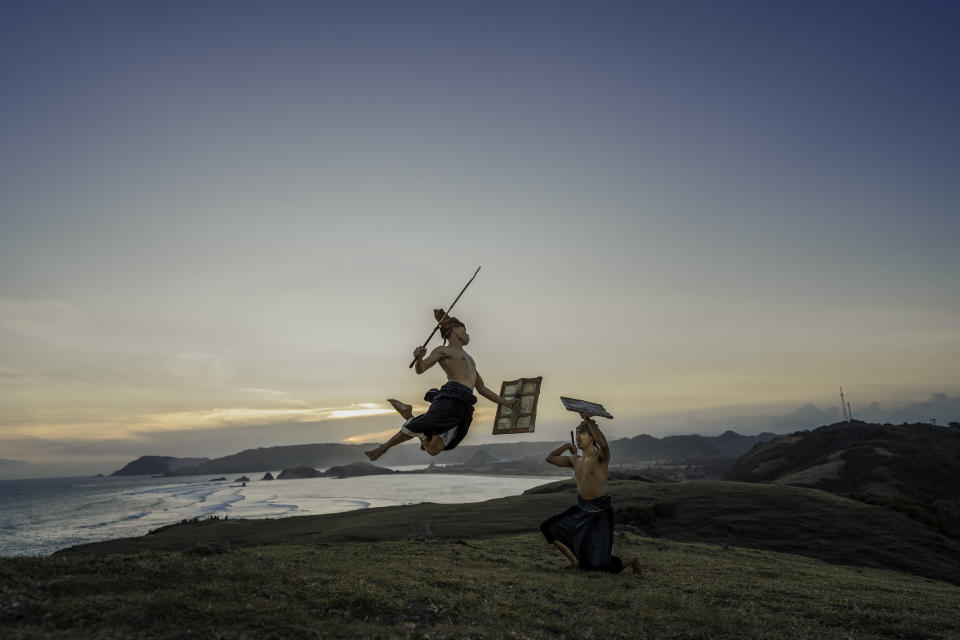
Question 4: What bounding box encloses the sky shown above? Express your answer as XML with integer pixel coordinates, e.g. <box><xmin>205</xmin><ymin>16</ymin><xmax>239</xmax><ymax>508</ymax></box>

<box><xmin>1</xmin><ymin>1</ymin><xmax>959</xmax><ymax>478</ymax></box>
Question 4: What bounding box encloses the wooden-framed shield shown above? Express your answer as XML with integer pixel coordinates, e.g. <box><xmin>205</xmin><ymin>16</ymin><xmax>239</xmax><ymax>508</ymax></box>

<box><xmin>560</xmin><ymin>396</ymin><xmax>614</xmax><ymax>419</ymax></box>
<box><xmin>492</xmin><ymin>376</ymin><xmax>543</xmax><ymax>434</ymax></box>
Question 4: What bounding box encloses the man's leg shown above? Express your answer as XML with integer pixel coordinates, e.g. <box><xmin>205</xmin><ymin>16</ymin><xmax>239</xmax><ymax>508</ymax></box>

<box><xmin>365</xmin><ymin>430</ymin><xmax>414</xmax><ymax>461</ymax></box>
<box><xmin>423</xmin><ymin>436</ymin><xmax>445</xmax><ymax>456</ymax></box>
<box><xmin>388</xmin><ymin>399</ymin><xmax>414</xmax><ymax>420</ymax></box>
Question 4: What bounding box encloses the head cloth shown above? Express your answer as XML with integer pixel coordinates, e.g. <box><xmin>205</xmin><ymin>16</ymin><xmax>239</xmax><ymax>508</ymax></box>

<box><xmin>434</xmin><ymin>308</ymin><xmax>465</xmax><ymax>340</ymax></box>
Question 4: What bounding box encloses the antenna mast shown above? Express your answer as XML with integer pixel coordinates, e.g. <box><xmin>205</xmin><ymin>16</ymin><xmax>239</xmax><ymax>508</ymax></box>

<box><xmin>840</xmin><ymin>386</ymin><xmax>850</xmax><ymax>422</ymax></box>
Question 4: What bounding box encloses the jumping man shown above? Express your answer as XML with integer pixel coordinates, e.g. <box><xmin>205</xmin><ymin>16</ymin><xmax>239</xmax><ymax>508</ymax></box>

<box><xmin>365</xmin><ymin>309</ymin><xmax>516</xmax><ymax>460</ymax></box>
<box><xmin>540</xmin><ymin>415</ymin><xmax>642</xmax><ymax>574</ymax></box>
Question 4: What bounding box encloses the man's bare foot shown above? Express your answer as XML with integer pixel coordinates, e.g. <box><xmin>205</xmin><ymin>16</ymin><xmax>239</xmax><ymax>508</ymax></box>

<box><xmin>628</xmin><ymin>556</ymin><xmax>643</xmax><ymax>576</ymax></box>
<box><xmin>387</xmin><ymin>399</ymin><xmax>414</xmax><ymax>420</ymax></box>
<box><xmin>365</xmin><ymin>447</ymin><xmax>384</xmax><ymax>461</ymax></box>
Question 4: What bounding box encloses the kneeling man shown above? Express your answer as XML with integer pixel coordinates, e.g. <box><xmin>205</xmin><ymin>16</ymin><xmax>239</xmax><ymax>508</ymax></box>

<box><xmin>540</xmin><ymin>415</ymin><xmax>642</xmax><ymax>574</ymax></box>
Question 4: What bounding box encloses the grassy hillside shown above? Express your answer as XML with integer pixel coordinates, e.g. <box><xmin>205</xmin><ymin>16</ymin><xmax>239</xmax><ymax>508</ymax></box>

<box><xmin>3</xmin><ymin>533</ymin><xmax>959</xmax><ymax>639</ymax></box>
<box><xmin>59</xmin><ymin>479</ymin><xmax>960</xmax><ymax>586</ymax></box>
<box><xmin>727</xmin><ymin>421</ymin><xmax>960</xmax><ymax>509</ymax></box>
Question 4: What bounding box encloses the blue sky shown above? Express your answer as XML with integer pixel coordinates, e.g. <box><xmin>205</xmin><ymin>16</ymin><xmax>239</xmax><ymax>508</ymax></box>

<box><xmin>1</xmin><ymin>1</ymin><xmax>958</xmax><ymax>476</ymax></box>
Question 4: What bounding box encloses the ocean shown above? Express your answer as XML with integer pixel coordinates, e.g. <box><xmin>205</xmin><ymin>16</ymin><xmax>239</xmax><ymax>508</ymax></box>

<box><xmin>0</xmin><ymin>468</ymin><xmax>555</xmax><ymax>557</ymax></box>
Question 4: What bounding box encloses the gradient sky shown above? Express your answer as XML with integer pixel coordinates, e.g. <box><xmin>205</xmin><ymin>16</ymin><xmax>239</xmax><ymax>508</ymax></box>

<box><xmin>2</xmin><ymin>1</ymin><xmax>958</xmax><ymax>477</ymax></box>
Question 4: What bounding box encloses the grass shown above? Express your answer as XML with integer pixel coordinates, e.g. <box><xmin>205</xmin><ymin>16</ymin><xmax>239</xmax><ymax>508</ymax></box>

<box><xmin>8</xmin><ymin>478</ymin><xmax>960</xmax><ymax>638</ymax></box>
<box><xmin>2</xmin><ymin>533</ymin><xmax>959</xmax><ymax>639</ymax></box>
<box><xmin>56</xmin><ymin>479</ymin><xmax>960</xmax><ymax>586</ymax></box>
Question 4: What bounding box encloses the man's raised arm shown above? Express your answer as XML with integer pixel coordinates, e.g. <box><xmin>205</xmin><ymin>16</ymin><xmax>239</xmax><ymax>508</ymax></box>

<box><xmin>545</xmin><ymin>442</ymin><xmax>575</xmax><ymax>467</ymax></box>
<box><xmin>475</xmin><ymin>371</ymin><xmax>517</xmax><ymax>408</ymax></box>
<box><xmin>581</xmin><ymin>415</ymin><xmax>610</xmax><ymax>462</ymax></box>
<box><xmin>413</xmin><ymin>346</ymin><xmax>445</xmax><ymax>374</ymax></box>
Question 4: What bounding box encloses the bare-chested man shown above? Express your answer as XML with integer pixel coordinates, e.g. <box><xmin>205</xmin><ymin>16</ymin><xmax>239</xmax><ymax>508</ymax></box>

<box><xmin>365</xmin><ymin>309</ymin><xmax>516</xmax><ymax>460</ymax></box>
<box><xmin>540</xmin><ymin>415</ymin><xmax>642</xmax><ymax>574</ymax></box>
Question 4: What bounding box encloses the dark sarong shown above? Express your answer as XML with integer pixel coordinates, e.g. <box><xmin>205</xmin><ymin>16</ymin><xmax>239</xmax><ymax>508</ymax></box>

<box><xmin>540</xmin><ymin>495</ymin><xmax>623</xmax><ymax>573</ymax></box>
<box><xmin>401</xmin><ymin>381</ymin><xmax>476</xmax><ymax>451</ymax></box>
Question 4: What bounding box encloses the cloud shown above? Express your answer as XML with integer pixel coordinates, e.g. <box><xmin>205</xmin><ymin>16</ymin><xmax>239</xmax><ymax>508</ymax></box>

<box><xmin>130</xmin><ymin>404</ymin><xmax>398</xmax><ymax>433</ymax></box>
<box><xmin>0</xmin><ymin>458</ymin><xmax>28</xmax><ymax>467</ymax></box>
<box><xmin>163</xmin><ymin>352</ymin><xmax>234</xmax><ymax>381</ymax></box>
<box><xmin>0</xmin><ymin>299</ymin><xmax>84</xmax><ymax>343</ymax></box>
<box><xmin>238</xmin><ymin>387</ymin><xmax>309</xmax><ymax>406</ymax></box>
<box><xmin>0</xmin><ymin>299</ymin><xmax>83</xmax><ymax>326</ymax></box>
<box><xmin>0</xmin><ymin>367</ymin><xmax>37</xmax><ymax>385</ymax></box>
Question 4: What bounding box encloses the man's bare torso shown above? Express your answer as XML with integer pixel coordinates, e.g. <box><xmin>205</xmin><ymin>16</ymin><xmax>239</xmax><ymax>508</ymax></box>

<box><xmin>437</xmin><ymin>346</ymin><xmax>477</xmax><ymax>388</ymax></box>
<box><xmin>572</xmin><ymin>454</ymin><xmax>608</xmax><ymax>501</ymax></box>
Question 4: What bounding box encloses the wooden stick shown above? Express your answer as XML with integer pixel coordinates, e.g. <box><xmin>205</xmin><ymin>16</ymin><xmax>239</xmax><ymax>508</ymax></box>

<box><xmin>409</xmin><ymin>266</ymin><xmax>482</xmax><ymax>368</ymax></box>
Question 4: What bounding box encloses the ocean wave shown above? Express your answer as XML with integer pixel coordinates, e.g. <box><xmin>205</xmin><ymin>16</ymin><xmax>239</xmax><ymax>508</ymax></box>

<box><xmin>3</xmin><ymin>474</ymin><xmax>554</xmax><ymax>557</ymax></box>
<box><xmin>334</xmin><ymin>499</ymin><xmax>371</xmax><ymax>510</ymax></box>
<box><xmin>197</xmin><ymin>492</ymin><xmax>245</xmax><ymax>516</ymax></box>
<box><xmin>77</xmin><ymin>511</ymin><xmax>150</xmax><ymax>530</ymax></box>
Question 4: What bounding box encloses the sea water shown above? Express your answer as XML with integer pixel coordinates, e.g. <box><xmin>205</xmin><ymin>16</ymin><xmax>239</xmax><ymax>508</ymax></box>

<box><xmin>0</xmin><ymin>469</ymin><xmax>555</xmax><ymax>557</ymax></box>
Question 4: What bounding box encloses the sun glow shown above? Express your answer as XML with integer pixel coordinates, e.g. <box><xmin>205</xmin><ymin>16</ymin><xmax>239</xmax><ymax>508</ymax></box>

<box><xmin>343</xmin><ymin>428</ymin><xmax>399</xmax><ymax>444</ymax></box>
<box><xmin>326</xmin><ymin>408</ymin><xmax>395</xmax><ymax>419</ymax></box>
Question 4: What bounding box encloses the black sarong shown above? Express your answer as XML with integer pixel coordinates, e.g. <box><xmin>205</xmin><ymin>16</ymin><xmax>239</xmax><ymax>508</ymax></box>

<box><xmin>540</xmin><ymin>495</ymin><xmax>623</xmax><ymax>573</ymax></box>
<box><xmin>400</xmin><ymin>381</ymin><xmax>476</xmax><ymax>451</ymax></box>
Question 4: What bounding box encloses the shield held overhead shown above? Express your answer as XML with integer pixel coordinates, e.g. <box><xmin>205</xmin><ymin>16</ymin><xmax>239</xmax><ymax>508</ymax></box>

<box><xmin>492</xmin><ymin>376</ymin><xmax>543</xmax><ymax>434</ymax></box>
<box><xmin>559</xmin><ymin>396</ymin><xmax>613</xmax><ymax>419</ymax></box>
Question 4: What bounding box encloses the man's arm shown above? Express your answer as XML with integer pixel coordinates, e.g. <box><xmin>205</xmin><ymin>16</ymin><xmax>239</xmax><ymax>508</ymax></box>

<box><xmin>475</xmin><ymin>371</ymin><xmax>518</xmax><ymax>407</ymax></box>
<box><xmin>581</xmin><ymin>415</ymin><xmax>610</xmax><ymax>462</ymax></box>
<box><xmin>413</xmin><ymin>346</ymin><xmax>445</xmax><ymax>374</ymax></box>
<box><xmin>545</xmin><ymin>443</ymin><xmax>576</xmax><ymax>467</ymax></box>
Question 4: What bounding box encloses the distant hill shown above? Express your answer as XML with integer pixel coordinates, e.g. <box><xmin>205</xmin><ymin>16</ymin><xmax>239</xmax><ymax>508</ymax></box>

<box><xmin>322</xmin><ymin>461</ymin><xmax>397</xmax><ymax>478</ymax></box>
<box><xmin>727</xmin><ymin>421</ymin><xmax>960</xmax><ymax>511</ymax></box>
<box><xmin>612</xmin><ymin>430</ymin><xmax>777</xmax><ymax>462</ymax></box>
<box><xmin>276</xmin><ymin>466</ymin><xmax>322</xmax><ymax>479</ymax></box>
<box><xmin>166</xmin><ymin>443</ymin><xmax>366</xmax><ymax>475</ymax></box>
<box><xmin>109</xmin><ymin>430</ymin><xmax>778</xmax><ymax>477</ymax></box>
<box><xmin>110</xmin><ymin>456</ymin><xmax>210</xmax><ymax>476</ymax></box>
<box><xmin>429</xmin><ymin>452</ymin><xmax>570</xmax><ymax>477</ymax></box>
<box><xmin>462</xmin><ymin>449</ymin><xmax>502</xmax><ymax>466</ymax></box>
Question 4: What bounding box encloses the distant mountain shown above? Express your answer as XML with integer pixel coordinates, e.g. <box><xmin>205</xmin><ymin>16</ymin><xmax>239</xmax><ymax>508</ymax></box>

<box><xmin>428</xmin><ymin>451</ymin><xmax>570</xmax><ymax>477</ymax></box>
<box><xmin>462</xmin><ymin>449</ymin><xmax>502</xmax><ymax>467</ymax></box>
<box><xmin>111</xmin><ymin>456</ymin><xmax>210</xmax><ymax>476</ymax></box>
<box><xmin>611</xmin><ymin>431</ymin><xmax>777</xmax><ymax>462</ymax></box>
<box><xmin>276</xmin><ymin>466</ymin><xmax>322</xmax><ymax>479</ymax></box>
<box><xmin>109</xmin><ymin>430</ymin><xmax>778</xmax><ymax>478</ymax></box>
<box><xmin>727</xmin><ymin>421</ymin><xmax>960</xmax><ymax>510</ymax></box>
<box><xmin>167</xmin><ymin>443</ymin><xmax>368</xmax><ymax>475</ymax></box>
<box><xmin>322</xmin><ymin>461</ymin><xmax>397</xmax><ymax>478</ymax></box>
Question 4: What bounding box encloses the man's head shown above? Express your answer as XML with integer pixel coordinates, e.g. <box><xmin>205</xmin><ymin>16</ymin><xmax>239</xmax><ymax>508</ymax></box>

<box><xmin>434</xmin><ymin>308</ymin><xmax>468</xmax><ymax>345</ymax></box>
<box><xmin>575</xmin><ymin>421</ymin><xmax>597</xmax><ymax>452</ymax></box>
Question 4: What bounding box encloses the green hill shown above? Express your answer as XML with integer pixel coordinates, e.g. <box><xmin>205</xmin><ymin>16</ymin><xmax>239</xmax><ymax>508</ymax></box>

<box><xmin>3</xmin><ymin>532</ymin><xmax>957</xmax><ymax>639</ymax></box>
<box><xmin>57</xmin><ymin>478</ymin><xmax>960</xmax><ymax>587</ymax></box>
<box><xmin>727</xmin><ymin>421</ymin><xmax>960</xmax><ymax>509</ymax></box>
<box><xmin>7</xmin><ymin>478</ymin><xmax>960</xmax><ymax>638</ymax></box>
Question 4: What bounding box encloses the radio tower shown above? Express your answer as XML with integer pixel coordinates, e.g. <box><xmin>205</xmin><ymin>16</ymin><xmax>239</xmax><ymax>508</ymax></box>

<box><xmin>840</xmin><ymin>386</ymin><xmax>850</xmax><ymax>422</ymax></box>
